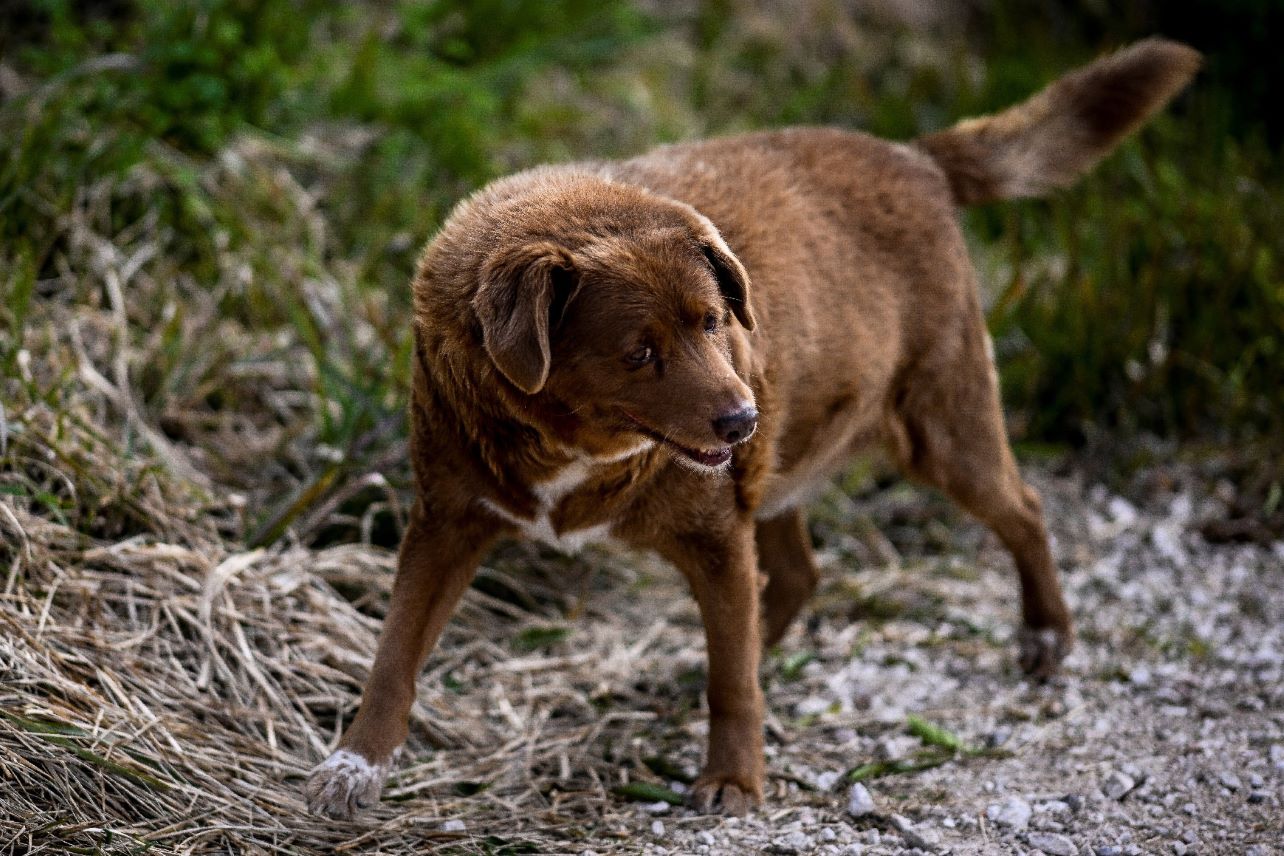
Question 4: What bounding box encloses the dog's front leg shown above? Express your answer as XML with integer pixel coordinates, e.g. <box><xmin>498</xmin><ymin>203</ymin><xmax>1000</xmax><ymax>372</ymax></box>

<box><xmin>667</xmin><ymin>522</ymin><xmax>765</xmax><ymax>815</ymax></box>
<box><xmin>305</xmin><ymin>502</ymin><xmax>494</xmax><ymax>819</ymax></box>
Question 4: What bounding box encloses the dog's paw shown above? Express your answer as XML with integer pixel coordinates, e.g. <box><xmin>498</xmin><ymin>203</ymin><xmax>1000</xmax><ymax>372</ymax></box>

<box><xmin>689</xmin><ymin>772</ymin><xmax>763</xmax><ymax>816</ymax></box>
<box><xmin>304</xmin><ymin>749</ymin><xmax>389</xmax><ymax>819</ymax></box>
<box><xmin>1018</xmin><ymin>625</ymin><xmax>1073</xmax><ymax>678</ymax></box>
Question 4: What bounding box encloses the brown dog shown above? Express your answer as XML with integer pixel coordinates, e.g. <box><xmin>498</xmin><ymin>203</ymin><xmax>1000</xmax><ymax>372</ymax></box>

<box><xmin>305</xmin><ymin>39</ymin><xmax>1199</xmax><ymax>818</ymax></box>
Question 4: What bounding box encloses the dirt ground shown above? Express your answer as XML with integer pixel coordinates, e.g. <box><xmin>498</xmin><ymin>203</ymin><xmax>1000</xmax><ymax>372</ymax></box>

<box><xmin>2</xmin><ymin>457</ymin><xmax>1282</xmax><ymax>855</ymax></box>
<box><xmin>602</xmin><ymin>464</ymin><xmax>1284</xmax><ymax>856</ymax></box>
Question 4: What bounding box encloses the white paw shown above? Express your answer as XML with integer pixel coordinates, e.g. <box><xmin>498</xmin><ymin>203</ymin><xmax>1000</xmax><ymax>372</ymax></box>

<box><xmin>304</xmin><ymin>749</ymin><xmax>389</xmax><ymax>819</ymax></box>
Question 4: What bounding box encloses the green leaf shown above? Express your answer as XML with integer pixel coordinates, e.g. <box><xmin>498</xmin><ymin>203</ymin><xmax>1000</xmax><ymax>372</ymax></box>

<box><xmin>1</xmin><ymin>711</ymin><xmax>171</xmax><ymax>792</ymax></box>
<box><xmin>847</xmin><ymin>749</ymin><xmax>955</xmax><ymax>782</ymax></box>
<box><xmin>906</xmin><ymin>714</ymin><xmax>967</xmax><ymax>752</ymax></box>
<box><xmin>511</xmin><ymin>625</ymin><xmax>570</xmax><ymax>652</ymax></box>
<box><xmin>613</xmin><ymin>781</ymin><xmax>686</xmax><ymax>805</ymax></box>
<box><xmin>779</xmin><ymin>651</ymin><xmax>816</xmax><ymax>681</ymax></box>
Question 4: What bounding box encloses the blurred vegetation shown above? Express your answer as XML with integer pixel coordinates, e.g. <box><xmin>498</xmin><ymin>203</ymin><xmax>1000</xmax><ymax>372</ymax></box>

<box><xmin>1</xmin><ymin>0</ymin><xmax>1280</xmax><ymax>549</ymax></box>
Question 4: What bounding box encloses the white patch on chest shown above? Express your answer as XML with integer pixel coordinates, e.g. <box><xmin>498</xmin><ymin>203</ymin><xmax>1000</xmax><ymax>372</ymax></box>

<box><xmin>480</xmin><ymin>439</ymin><xmax>653</xmax><ymax>553</ymax></box>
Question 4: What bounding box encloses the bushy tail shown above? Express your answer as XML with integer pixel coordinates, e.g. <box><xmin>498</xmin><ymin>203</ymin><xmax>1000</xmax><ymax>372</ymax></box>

<box><xmin>915</xmin><ymin>38</ymin><xmax>1201</xmax><ymax>206</ymax></box>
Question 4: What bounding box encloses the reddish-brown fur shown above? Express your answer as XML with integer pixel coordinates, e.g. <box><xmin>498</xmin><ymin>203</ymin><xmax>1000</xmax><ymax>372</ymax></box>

<box><xmin>305</xmin><ymin>39</ymin><xmax>1200</xmax><ymax>819</ymax></box>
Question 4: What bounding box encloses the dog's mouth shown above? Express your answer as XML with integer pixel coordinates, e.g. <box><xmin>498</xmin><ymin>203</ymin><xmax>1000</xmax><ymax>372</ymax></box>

<box><xmin>674</xmin><ymin>444</ymin><xmax>734</xmax><ymax>468</ymax></box>
<box><xmin>620</xmin><ymin>411</ymin><xmax>734</xmax><ymax>469</ymax></box>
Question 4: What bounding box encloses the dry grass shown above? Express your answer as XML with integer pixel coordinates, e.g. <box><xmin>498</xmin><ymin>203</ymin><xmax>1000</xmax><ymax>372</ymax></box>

<box><xmin>0</xmin><ymin>471</ymin><xmax>701</xmax><ymax>853</ymax></box>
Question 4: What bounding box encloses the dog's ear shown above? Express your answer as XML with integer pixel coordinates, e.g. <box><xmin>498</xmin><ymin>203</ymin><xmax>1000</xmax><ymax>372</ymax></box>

<box><xmin>473</xmin><ymin>242</ymin><xmax>577</xmax><ymax>394</ymax></box>
<box><xmin>691</xmin><ymin>218</ymin><xmax>755</xmax><ymax>331</ymax></box>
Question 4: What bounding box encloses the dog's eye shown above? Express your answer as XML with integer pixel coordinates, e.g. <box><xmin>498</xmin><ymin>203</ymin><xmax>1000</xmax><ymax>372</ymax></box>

<box><xmin>703</xmin><ymin>312</ymin><xmax>719</xmax><ymax>333</ymax></box>
<box><xmin>626</xmin><ymin>345</ymin><xmax>654</xmax><ymax>367</ymax></box>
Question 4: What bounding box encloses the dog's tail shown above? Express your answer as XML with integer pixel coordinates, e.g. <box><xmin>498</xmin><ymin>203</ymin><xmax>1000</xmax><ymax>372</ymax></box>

<box><xmin>915</xmin><ymin>38</ymin><xmax>1201</xmax><ymax>206</ymax></box>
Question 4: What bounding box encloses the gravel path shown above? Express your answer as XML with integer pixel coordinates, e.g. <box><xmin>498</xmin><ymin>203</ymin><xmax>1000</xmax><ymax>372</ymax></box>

<box><xmin>572</xmin><ymin>462</ymin><xmax>1283</xmax><ymax>855</ymax></box>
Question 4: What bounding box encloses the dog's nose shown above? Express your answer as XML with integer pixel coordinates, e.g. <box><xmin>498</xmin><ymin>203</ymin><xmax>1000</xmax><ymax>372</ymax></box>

<box><xmin>712</xmin><ymin>406</ymin><xmax>758</xmax><ymax>444</ymax></box>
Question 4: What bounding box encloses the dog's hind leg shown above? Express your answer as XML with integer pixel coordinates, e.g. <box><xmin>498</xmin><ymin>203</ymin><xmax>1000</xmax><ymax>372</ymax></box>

<box><xmin>304</xmin><ymin>502</ymin><xmax>496</xmax><ymax>819</ymax></box>
<box><xmin>889</xmin><ymin>329</ymin><xmax>1073</xmax><ymax>677</ymax></box>
<box><xmin>757</xmin><ymin>509</ymin><xmax>820</xmax><ymax>647</ymax></box>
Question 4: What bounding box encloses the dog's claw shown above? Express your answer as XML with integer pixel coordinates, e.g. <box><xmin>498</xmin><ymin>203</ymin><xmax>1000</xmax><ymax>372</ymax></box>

<box><xmin>690</xmin><ymin>773</ymin><xmax>762</xmax><ymax>816</ymax></box>
<box><xmin>1018</xmin><ymin>625</ymin><xmax>1072</xmax><ymax>678</ymax></box>
<box><xmin>304</xmin><ymin>749</ymin><xmax>389</xmax><ymax>820</ymax></box>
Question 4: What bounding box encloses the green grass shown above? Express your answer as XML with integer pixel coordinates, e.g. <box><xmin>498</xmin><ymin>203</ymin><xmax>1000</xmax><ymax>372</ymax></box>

<box><xmin>2</xmin><ymin>0</ymin><xmax>1280</xmax><ymax>548</ymax></box>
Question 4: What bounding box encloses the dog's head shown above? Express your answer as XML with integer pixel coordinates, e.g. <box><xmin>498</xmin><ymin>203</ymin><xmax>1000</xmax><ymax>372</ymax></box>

<box><xmin>470</xmin><ymin>187</ymin><xmax>757</xmax><ymax>471</ymax></box>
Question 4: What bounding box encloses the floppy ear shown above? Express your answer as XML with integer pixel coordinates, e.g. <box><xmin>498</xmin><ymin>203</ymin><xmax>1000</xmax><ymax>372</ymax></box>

<box><xmin>694</xmin><ymin>220</ymin><xmax>755</xmax><ymax>331</ymax></box>
<box><xmin>472</xmin><ymin>242</ymin><xmax>577</xmax><ymax>394</ymax></box>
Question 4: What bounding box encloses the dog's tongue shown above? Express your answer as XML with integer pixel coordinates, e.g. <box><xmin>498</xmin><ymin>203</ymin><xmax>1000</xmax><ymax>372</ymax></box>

<box><xmin>685</xmin><ymin>446</ymin><xmax>732</xmax><ymax>467</ymax></box>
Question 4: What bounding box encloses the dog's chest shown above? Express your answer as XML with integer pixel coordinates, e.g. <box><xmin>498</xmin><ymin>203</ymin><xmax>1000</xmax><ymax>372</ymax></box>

<box><xmin>479</xmin><ymin>442</ymin><xmax>652</xmax><ymax>553</ymax></box>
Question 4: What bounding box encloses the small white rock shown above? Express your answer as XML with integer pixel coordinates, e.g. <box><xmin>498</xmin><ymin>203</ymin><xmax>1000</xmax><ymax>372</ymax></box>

<box><xmin>773</xmin><ymin>830</ymin><xmax>812</xmax><ymax>853</ymax></box>
<box><xmin>877</xmin><ymin>735</ymin><xmax>920</xmax><ymax>760</ymax></box>
<box><xmin>645</xmin><ymin>800</ymin><xmax>670</xmax><ymax>814</ymax></box>
<box><xmin>1027</xmin><ymin>831</ymin><xmax>1077</xmax><ymax>856</ymax></box>
<box><xmin>816</xmin><ymin>770</ymin><xmax>842</xmax><ymax>791</ymax></box>
<box><xmin>650</xmin><ymin>820</ymin><xmax>664</xmax><ymax>836</ymax></box>
<box><xmin>847</xmin><ymin>782</ymin><xmax>877</xmax><ymax>817</ymax></box>
<box><xmin>1108</xmin><ymin>497</ymin><xmax>1139</xmax><ymax>526</ymax></box>
<box><xmin>986</xmin><ymin>796</ymin><xmax>1032</xmax><ymax>829</ymax></box>
<box><xmin>796</xmin><ymin>695</ymin><xmax>832</xmax><ymax>716</ymax></box>
<box><xmin>1102</xmin><ymin>770</ymin><xmax>1136</xmax><ymax>800</ymax></box>
<box><xmin>440</xmin><ymin>819</ymin><xmax>466</xmax><ymax>833</ymax></box>
<box><xmin>892</xmin><ymin>814</ymin><xmax>941</xmax><ymax>849</ymax></box>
